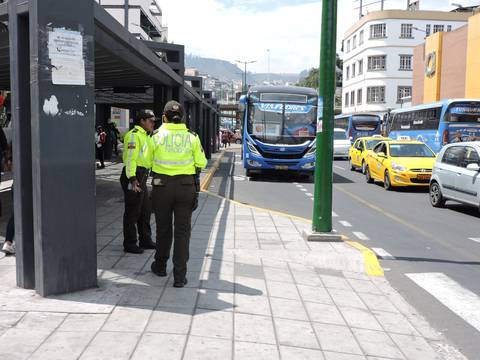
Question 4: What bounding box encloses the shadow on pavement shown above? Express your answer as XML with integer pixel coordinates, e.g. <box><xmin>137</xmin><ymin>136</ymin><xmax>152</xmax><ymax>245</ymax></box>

<box><xmin>383</xmin><ymin>256</ymin><xmax>480</xmax><ymax>266</ymax></box>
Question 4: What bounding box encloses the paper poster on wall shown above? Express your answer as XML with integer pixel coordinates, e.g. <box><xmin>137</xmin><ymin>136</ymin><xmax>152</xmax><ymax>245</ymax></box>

<box><xmin>48</xmin><ymin>28</ymin><xmax>86</xmax><ymax>85</ymax></box>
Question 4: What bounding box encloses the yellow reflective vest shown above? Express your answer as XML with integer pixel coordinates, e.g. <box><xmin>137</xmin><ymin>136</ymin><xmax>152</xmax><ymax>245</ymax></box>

<box><xmin>122</xmin><ymin>125</ymin><xmax>154</xmax><ymax>179</ymax></box>
<box><xmin>152</xmin><ymin>123</ymin><xmax>207</xmax><ymax>175</ymax></box>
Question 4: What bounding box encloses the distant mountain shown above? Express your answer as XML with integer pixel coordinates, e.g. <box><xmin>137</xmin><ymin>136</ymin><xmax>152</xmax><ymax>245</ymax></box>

<box><xmin>185</xmin><ymin>54</ymin><xmax>301</xmax><ymax>85</ymax></box>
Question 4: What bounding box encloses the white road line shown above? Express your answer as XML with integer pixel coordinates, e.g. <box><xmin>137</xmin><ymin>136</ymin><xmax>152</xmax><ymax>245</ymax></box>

<box><xmin>372</xmin><ymin>248</ymin><xmax>395</xmax><ymax>260</ymax></box>
<box><xmin>300</xmin><ymin>188</ymin><xmax>307</xmax><ymax>192</ymax></box>
<box><xmin>293</xmin><ymin>182</ymin><xmax>299</xmax><ymax>185</ymax></box>
<box><xmin>306</xmin><ymin>193</ymin><xmax>313</xmax><ymax>196</ymax></box>
<box><xmin>353</xmin><ymin>232</ymin><xmax>370</xmax><ymax>241</ymax></box>
<box><xmin>333</xmin><ymin>165</ymin><xmax>346</xmax><ymax>171</ymax></box>
<box><xmin>332</xmin><ymin>211</ymin><xmax>339</xmax><ymax>217</ymax></box>
<box><xmin>296</xmin><ymin>184</ymin><xmax>303</xmax><ymax>188</ymax></box>
<box><xmin>406</xmin><ymin>272</ymin><xmax>480</xmax><ymax>332</ymax></box>
<box><xmin>469</xmin><ymin>238</ymin><xmax>480</xmax><ymax>243</ymax></box>
<box><xmin>339</xmin><ymin>220</ymin><xmax>352</xmax><ymax>227</ymax></box>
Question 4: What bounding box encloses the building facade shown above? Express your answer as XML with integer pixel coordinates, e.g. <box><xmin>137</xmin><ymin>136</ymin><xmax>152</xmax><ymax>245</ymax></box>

<box><xmin>341</xmin><ymin>10</ymin><xmax>471</xmax><ymax>116</ymax></box>
<box><xmin>412</xmin><ymin>11</ymin><xmax>480</xmax><ymax>104</ymax></box>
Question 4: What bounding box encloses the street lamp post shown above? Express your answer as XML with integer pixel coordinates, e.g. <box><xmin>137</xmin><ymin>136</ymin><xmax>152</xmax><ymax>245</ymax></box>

<box><xmin>235</xmin><ymin>60</ymin><xmax>256</xmax><ymax>93</ymax></box>
<box><xmin>305</xmin><ymin>0</ymin><xmax>342</xmax><ymax>241</ymax></box>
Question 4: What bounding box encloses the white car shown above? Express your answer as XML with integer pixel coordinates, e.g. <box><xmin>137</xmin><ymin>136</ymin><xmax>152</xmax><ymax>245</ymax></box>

<box><xmin>333</xmin><ymin>128</ymin><xmax>351</xmax><ymax>159</ymax></box>
<box><xmin>430</xmin><ymin>142</ymin><xmax>480</xmax><ymax>211</ymax></box>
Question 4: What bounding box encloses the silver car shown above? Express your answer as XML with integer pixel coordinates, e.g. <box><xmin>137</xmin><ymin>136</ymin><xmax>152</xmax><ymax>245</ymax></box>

<box><xmin>429</xmin><ymin>142</ymin><xmax>480</xmax><ymax>211</ymax></box>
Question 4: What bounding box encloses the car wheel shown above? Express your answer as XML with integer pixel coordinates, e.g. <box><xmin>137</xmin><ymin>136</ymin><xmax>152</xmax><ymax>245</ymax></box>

<box><xmin>430</xmin><ymin>181</ymin><xmax>446</xmax><ymax>208</ymax></box>
<box><xmin>384</xmin><ymin>170</ymin><xmax>393</xmax><ymax>191</ymax></box>
<box><xmin>361</xmin><ymin>161</ymin><xmax>366</xmax><ymax>174</ymax></box>
<box><xmin>365</xmin><ymin>166</ymin><xmax>374</xmax><ymax>183</ymax></box>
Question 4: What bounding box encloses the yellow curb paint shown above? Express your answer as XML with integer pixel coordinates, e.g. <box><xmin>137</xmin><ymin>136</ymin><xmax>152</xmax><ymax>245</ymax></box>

<box><xmin>346</xmin><ymin>241</ymin><xmax>385</xmax><ymax>277</ymax></box>
<box><xmin>200</xmin><ymin>151</ymin><xmax>225</xmax><ymax>191</ymax></box>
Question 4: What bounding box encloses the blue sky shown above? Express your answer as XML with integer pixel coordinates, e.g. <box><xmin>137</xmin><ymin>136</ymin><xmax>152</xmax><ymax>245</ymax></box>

<box><xmin>159</xmin><ymin>0</ymin><xmax>479</xmax><ymax>73</ymax></box>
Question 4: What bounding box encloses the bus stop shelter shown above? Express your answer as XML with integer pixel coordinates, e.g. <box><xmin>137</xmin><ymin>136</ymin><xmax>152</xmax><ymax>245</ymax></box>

<box><xmin>0</xmin><ymin>0</ymin><xmax>219</xmax><ymax>296</ymax></box>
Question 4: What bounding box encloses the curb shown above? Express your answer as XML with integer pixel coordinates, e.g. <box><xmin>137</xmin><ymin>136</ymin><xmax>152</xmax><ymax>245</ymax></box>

<box><xmin>200</xmin><ymin>151</ymin><xmax>225</xmax><ymax>191</ymax></box>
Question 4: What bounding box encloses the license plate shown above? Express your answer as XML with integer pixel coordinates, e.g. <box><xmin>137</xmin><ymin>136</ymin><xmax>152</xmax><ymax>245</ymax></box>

<box><xmin>275</xmin><ymin>165</ymin><xmax>289</xmax><ymax>170</ymax></box>
<box><xmin>417</xmin><ymin>174</ymin><xmax>431</xmax><ymax>180</ymax></box>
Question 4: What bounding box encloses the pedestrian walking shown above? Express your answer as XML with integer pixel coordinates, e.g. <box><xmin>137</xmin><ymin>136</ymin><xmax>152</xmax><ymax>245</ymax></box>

<box><xmin>221</xmin><ymin>130</ymin><xmax>229</xmax><ymax>148</ymax></box>
<box><xmin>121</xmin><ymin>110</ymin><xmax>156</xmax><ymax>254</ymax></box>
<box><xmin>150</xmin><ymin>101</ymin><xmax>207</xmax><ymax>287</ymax></box>
<box><xmin>109</xmin><ymin>122</ymin><xmax>121</xmax><ymax>156</ymax></box>
<box><xmin>95</xmin><ymin>126</ymin><xmax>107</xmax><ymax>169</ymax></box>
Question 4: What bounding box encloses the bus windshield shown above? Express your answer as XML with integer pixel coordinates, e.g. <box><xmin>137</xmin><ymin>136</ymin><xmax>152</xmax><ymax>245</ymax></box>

<box><xmin>352</xmin><ymin>116</ymin><xmax>379</xmax><ymax>131</ymax></box>
<box><xmin>248</xmin><ymin>102</ymin><xmax>316</xmax><ymax>144</ymax></box>
<box><xmin>446</xmin><ymin>103</ymin><xmax>480</xmax><ymax>123</ymax></box>
<box><xmin>389</xmin><ymin>143</ymin><xmax>435</xmax><ymax>158</ymax></box>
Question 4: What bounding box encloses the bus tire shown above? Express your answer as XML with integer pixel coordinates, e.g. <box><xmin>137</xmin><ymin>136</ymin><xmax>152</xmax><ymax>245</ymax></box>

<box><xmin>384</xmin><ymin>170</ymin><xmax>394</xmax><ymax>191</ymax></box>
<box><xmin>365</xmin><ymin>166</ymin><xmax>374</xmax><ymax>184</ymax></box>
<box><xmin>430</xmin><ymin>181</ymin><xmax>446</xmax><ymax>208</ymax></box>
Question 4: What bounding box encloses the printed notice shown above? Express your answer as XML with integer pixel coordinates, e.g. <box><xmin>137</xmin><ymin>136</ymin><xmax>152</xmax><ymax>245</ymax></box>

<box><xmin>317</xmin><ymin>97</ymin><xmax>324</xmax><ymax>133</ymax></box>
<box><xmin>48</xmin><ymin>28</ymin><xmax>85</xmax><ymax>85</ymax></box>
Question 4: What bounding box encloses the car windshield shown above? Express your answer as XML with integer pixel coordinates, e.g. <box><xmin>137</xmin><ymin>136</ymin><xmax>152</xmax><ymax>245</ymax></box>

<box><xmin>365</xmin><ymin>139</ymin><xmax>385</xmax><ymax>150</ymax></box>
<box><xmin>248</xmin><ymin>102</ymin><xmax>317</xmax><ymax>145</ymax></box>
<box><xmin>334</xmin><ymin>131</ymin><xmax>348</xmax><ymax>140</ymax></box>
<box><xmin>389</xmin><ymin>144</ymin><xmax>435</xmax><ymax>158</ymax></box>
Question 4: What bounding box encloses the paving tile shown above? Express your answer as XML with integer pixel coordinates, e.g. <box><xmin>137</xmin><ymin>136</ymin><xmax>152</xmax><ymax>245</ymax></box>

<box><xmin>352</xmin><ymin>328</ymin><xmax>405</xmax><ymax>359</ymax></box>
<box><xmin>201</xmin><ymin>272</ymin><xmax>235</xmax><ymax>292</ymax></box>
<box><xmin>267</xmin><ymin>280</ymin><xmax>301</xmax><ymax>300</ymax></box>
<box><xmin>235</xmin><ymin>262</ymin><xmax>265</xmax><ymax>278</ymax></box>
<box><xmin>291</xmin><ymin>271</ymin><xmax>324</xmax><ymax>287</ymax></box>
<box><xmin>320</xmin><ymin>275</ymin><xmax>353</xmax><ymax>290</ymax></box>
<box><xmin>16</xmin><ymin>311</ymin><xmax>66</xmax><ymax>330</ymax></box>
<box><xmin>270</xmin><ymin>297</ymin><xmax>309</xmax><ymax>321</ymax></box>
<box><xmin>339</xmin><ymin>306</ymin><xmax>383</xmax><ymax>331</ymax></box>
<box><xmin>324</xmin><ymin>352</ymin><xmax>367</xmax><ymax>360</ymax></box>
<box><xmin>328</xmin><ymin>288</ymin><xmax>368</xmax><ymax>309</ymax></box>
<box><xmin>118</xmin><ymin>284</ymin><xmax>164</xmax><ymax>307</ymax></box>
<box><xmin>234</xmin><ymin>293</ymin><xmax>271</xmax><ymax>316</ymax></box>
<box><xmin>275</xmin><ymin>318</ymin><xmax>319</xmax><ymax>349</ymax></box>
<box><xmin>305</xmin><ymin>302</ymin><xmax>345</xmax><ymax>325</ymax></box>
<box><xmin>0</xmin><ymin>311</ymin><xmax>25</xmax><ymax>331</ymax></box>
<box><xmin>30</xmin><ymin>331</ymin><xmax>95</xmax><ymax>360</ymax></box>
<box><xmin>59</xmin><ymin>314</ymin><xmax>107</xmax><ymax>332</ymax></box>
<box><xmin>102</xmin><ymin>306</ymin><xmax>152</xmax><ymax>332</ymax></box>
<box><xmin>234</xmin><ymin>313</ymin><xmax>276</xmax><ymax>344</ymax></box>
<box><xmin>183</xmin><ymin>336</ymin><xmax>232</xmax><ymax>360</ymax></box>
<box><xmin>147</xmin><ymin>307</ymin><xmax>193</xmax><ymax>334</ymax></box>
<box><xmin>390</xmin><ymin>334</ymin><xmax>439</xmax><ymax>360</ymax></box>
<box><xmin>0</xmin><ymin>328</ymin><xmax>52</xmax><ymax>360</ymax></box>
<box><xmin>235</xmin><ymin>341</ymin><xmax>280</xmax><ymax>360</ymax></box>
<box><xmin>263</xmin><ymin>267</ymin><xmax>294</xmax><ymax>283</ymax></box>
<box><xmin>234</xmin><ymin>276</ymin><xmax>267</xmax><ymax>296</ymax></box>
<box><xmin>298</xmin><ymin>284</ymin><xmax>333</xmax><ymax>305</ymax></box>
<box><xmin>79</xmin><ymin>331</ymin><xmax>141</xmax><ymax>360</ymax></box>
<box><xmin>313</xmin><ymin>323</ymin><xmax>363</xmax><ymax>355</ymax></box>
<box><xmin>235</xmin><ymin>232</ymin><xmax>258</xmax><ymax>241</ymax></box>
<box><xmin>131</xmin><ymin>333</ymin><xmax>185</xmax><ymax>360</ymax></box>
<box><xmin>280</xmin><ymin>346</ymin><xmax>325</xmax><ymax>360</ymax></box>
<box><xmin>347</xmin><ymin>279</ymin><xmax>383</xmax><ymax>295</ymax></box>
<box><xmin>191</xmin><ymin>309</ymin><xmax>233</xmax><ymax>340</ymax></box>
<box><xmin>372</xmin><ymin>310</ymin><xmax>420</xmax><ymax>336</ymax></box>
<box><xmin>357</xmin><ymin>293</ymin><xmax>399</xmax><ymax>313</ymax></box>
<box><xmin>197</xmin><ymin>289</ymin><xmax>234</xmax><ymax>311</ymax></box>
<box><xmin>159</xmin><ymin>287</ymin><xmax>198</xmax><ymax>309</ymax></box>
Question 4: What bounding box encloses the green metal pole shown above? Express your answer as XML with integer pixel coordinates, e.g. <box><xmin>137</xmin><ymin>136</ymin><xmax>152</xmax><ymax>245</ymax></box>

<box><xmin>313</xmin><ymin>0</ymin><xmax>338</xmax><ymax>233</ymax></box>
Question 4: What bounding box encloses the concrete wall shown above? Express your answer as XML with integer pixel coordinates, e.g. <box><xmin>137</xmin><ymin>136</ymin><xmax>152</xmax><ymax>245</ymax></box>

<box><xmin>440</xmin><ymin>26</ymin><xmax>467</xmax><ymax>100</ymax></box>
<box><xmin>465</xmin><ymin>13</ymin><xmax>480</xmax><ymax>98</ymax></box>
<box><xmin>423</xmin><ymin>32</ymin><xmax>443</xmax><ymax>103</ymax></box>
<box><xmin>412</xmin><ymin>44</ymin><xmax>424</xmax><ymax>105</ymax></box>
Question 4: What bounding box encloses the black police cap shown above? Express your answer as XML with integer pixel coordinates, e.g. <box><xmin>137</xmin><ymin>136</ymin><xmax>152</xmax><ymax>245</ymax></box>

<box><xmin>163</xmin><ymin>100</ymin><xmax>184</xmax><ymax>117</ymax></box>
<box><xmin>136</xmin><ymin>110</ymin><xmax>155</xmax><ymax>121</ymax></box>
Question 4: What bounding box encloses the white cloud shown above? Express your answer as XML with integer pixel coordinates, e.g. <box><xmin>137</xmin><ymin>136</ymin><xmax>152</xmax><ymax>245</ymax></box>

<box><xmin>158</xmin><ymin>0</ymin><xmax>478</xmax><ymax>74</ymax></box>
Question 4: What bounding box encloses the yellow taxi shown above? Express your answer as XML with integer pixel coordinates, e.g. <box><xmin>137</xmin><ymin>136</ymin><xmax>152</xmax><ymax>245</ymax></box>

<box><xmin>349</xmin><ymin>136</ymin><xmax>391</xmax><ymax>174</ymax></box>
<box><xmin>364</xmin><ymin>140</ymin><xmax>437</xmax><ymax>190</ymax></box>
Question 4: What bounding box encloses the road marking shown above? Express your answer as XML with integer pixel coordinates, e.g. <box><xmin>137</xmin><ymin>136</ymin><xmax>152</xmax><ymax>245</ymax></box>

<box><xmin>346</xmin><ymin>241</ymin><xmax>384</xmax><ymax>277</ymax></box>
<box><xmin>300</xmin><ymin>188</ymin><xmax>307</xmax><ymax>192</ymax></box>
<box><xmin>293</xmin><ymin>182</ymin><xmax>299</xmax><ymax>185</ymax></box>
<box><xmin>406</xmin><ymin>272</ymin><xmax>480</xmax><ymax>332</ymax></box>
<box><xmin>305</xmin><ymin>193</ymin><xmax>313</xmax><ymax>197</ymax></box>
<box><xmin>332</xmin><ymin>211</ymin><xmax>338</xmax><ymax>217</ymax></box>
<box><xmin>334</xmin><ymin>165</ymin><xmax>346</xmax><ymax>171</ymax></box>
<box><xmin>353</xmin><ymin>232</ymin><xmax>370</xmax><ymax>241</ymax></box>
<box><xmin>296</xmin><ymin>184</ymin><xmax>303</xmax><ymax>188</ymax></box>
<box><xmin>372</xmin><ymin>248</ymin><xmax>395</xmax><ymax>260</ymax></box>
<box><xmin>469</xmin><ymin>238</ymin><xmax>480</xmax><ymax>243</ymax></box>
<box><xmin>339</xmin><ymin>220</ymin><xmax>352</xmax><ymax>227</ymax></box>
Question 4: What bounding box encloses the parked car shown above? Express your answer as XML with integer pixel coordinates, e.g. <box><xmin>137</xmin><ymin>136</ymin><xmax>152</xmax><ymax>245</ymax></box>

<box><xmin>333</xmin><ymin>128</ymin><xmax>350</xmax><ymax>159</ymax></box>
<box><xmin>349</xmin><ymin>135</ymin><xmax>391</xmax><ymax>173</ymax></box>
<box><xmin>429</xmin><ymin>142</ymin><xmax>480</xmax><ymax>211</ymax></box>
<box><xmin>365</xmin><ymin>140</ymin><xmax>436</xmax><ymax>190</ymax></box>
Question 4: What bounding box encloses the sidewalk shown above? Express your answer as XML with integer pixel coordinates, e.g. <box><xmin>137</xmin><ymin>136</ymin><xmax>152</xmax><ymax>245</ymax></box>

<box><xmin>0</xmin><ymin>162</ymin><xmax>467</xmax><ymax>360</ymax></box>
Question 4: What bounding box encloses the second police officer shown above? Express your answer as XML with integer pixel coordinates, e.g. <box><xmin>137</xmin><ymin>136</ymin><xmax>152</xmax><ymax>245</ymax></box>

<box><xmin>150</xmin><ymin>101</ymin><xmax>207</xmax><ymax>287</ymax></box>
<box><xmin>121</xmin><ymin>110</ymin><xmax>156</xmax><ymax>254</ymax></box>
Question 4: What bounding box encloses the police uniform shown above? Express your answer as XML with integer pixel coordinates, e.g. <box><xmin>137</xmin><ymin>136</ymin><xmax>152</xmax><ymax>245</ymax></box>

<box><xmin>150</xmin><ymin>101</ymin><xmax>207</xmax><ymax>287</ymax></box>
<box><xmin>121</xmin><ymin>121</ymin><xmax>155</xmax><ymax>253</ymax></box>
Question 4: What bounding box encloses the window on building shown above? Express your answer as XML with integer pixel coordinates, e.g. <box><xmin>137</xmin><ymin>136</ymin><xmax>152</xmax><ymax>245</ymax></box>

<box><xmin>351</xmin><ymin>91</ymin><xmax>355</xmax><ymax>106</ymax></box>
<box><xmin>347</xmin><ymin>40</ymin><xmax>351</xmax><ymax>52</ymax></box>
<box><xmin>370</xmin><ymin>23</ymin><xmax>386</xmax><ymax>39</ymax></box>
<box><xmin>368</xmin><ymin>55</ymin><xmax>386</xmax><ymax>71</ymax></box>
<box><xmin>397</xmin><ymin>86</ymin><xmax>412</xmax><ymax>103</ymax></box>
<box><xmin>352</xmin><ymin>35</ymin><xmax>357</xmax><ymax>49</ymax></box>
<box><xmin>357</xmin><ymin>89</ymin><xmax>363</xmax><ymax>105</ymax></box>
<box><xmin>359</xmin><ymin>30</ymin><xmax>364</xmax><ymax>45</ymax></box>
<box><xmin>345</xmin><ymin>93</ymin><xmax>349</xmax><ymax>107</ymax></box>
<box><xmin>358</xmin><ymin>59</ymin><xmax>363</xmax><ymax>75</ymax></box>
<box><xmin>399</xmin><ymin>55</ymin><xmax>413</xmax><ymax>71</ymax></box>
<box><xmin>400</xmin><ymin>24</ymin><xmax>413</xmax><ymax>38</ymax></box>
<box><xmin>346</xmin><ymin>66</ymin><xmax>350</xmax><ymax>80</ymax></box>
<box><xmin>426</xmin><ymin>24</ymin><xmax>431</xmax><ymax>36</ymax></box>
<box><xmin>352</xmin><ymin>63</ymin><xmax>356</xmax><ymax>78</ymax></box>
<box><xmin>433</xmin><ymin>25</ymin><xmax>444</xmax><ymax>33</ymax></box>
<box><xmin>367</xmin><ymin>86</ymin><xmax>386</xmax><ymax>103</ymax></box>
<box><xmin>447</xmin><ymin>25</ymin><xmax>452</xmax><ymax>32</ymax></box>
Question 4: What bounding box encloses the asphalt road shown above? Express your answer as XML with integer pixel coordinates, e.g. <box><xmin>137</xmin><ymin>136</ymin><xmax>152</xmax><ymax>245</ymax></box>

<box><xmin>209</xmin><ymin>147</ymin><xmax>480</xmax><ymax>360</ymax></box>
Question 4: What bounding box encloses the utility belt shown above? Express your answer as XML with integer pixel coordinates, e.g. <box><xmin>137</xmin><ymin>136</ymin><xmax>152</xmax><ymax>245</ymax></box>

<box><xmin>151</xmin><ymin>172</ymin><xmax>195</xmax><ymax>187</ymax></box>
<box><xmin>122</xmin><ymin>166</ymin><xmax>150</xmax><ymax>184</ymax></box>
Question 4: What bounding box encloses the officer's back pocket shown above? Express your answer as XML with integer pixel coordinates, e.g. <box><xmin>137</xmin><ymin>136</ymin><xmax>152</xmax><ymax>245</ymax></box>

<box><xmin>180</xmin><ymin>176</ymin><xmax>194</xmax><ymax>186</ymax></box>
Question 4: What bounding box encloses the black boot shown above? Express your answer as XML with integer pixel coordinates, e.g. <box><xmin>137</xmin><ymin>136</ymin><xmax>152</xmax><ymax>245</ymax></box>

<box><xmin>151</xmin><ymin>261</ymin><xmax>167</xmax><ymax>277</ymax></box>
<box><xmin>173</xmin><ymin>278</ymin><xmax>188</xmax><ymax>288</ymax></box>
<box><xmin>124</xmin><ymin>245</ymin><xmax>144</xmax><ymax>254</ymax></box>
<box><xmin>140</xmin><ymin>240</ymin><xmax>156</xmax><ymax>250</ymax></box>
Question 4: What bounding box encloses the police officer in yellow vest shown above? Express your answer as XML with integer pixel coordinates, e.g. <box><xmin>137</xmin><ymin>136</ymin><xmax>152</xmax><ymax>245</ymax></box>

<box><xmin>121</xmin><ymin>110</ymin><xmax>156</xmax><ymax>254</ymax></box>
<box><xmin>150</xmin><ymin>101</ymin><xmax>207</xmax><ymax>287</ymax></box>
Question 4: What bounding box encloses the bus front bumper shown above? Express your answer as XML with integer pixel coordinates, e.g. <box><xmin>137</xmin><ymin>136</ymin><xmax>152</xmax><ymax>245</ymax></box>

<box><xmin>245</xmin><ymin>154</ymin><xmax>316</xmax><ymax>172</ymax></box>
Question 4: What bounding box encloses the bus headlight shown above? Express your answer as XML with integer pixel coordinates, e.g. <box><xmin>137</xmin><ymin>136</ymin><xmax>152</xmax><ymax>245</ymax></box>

<box><xmin>247</xmin><ymin>160</ymin><xmax>262</xmax><ymax>167</ymax></box>
<box><xmin>302</xmin><ymin>162</ymin><xmax>315</xmax><ymax>169</ymax></box>
<box><xmin>305</xmin><ymin>146</ymin><xmax>316</xmax><ymax>157</ymax></box>
<box><xmin>247</xmin><ymin>141</ymin><xmax>260</xmax><ymax>156</ymax></box>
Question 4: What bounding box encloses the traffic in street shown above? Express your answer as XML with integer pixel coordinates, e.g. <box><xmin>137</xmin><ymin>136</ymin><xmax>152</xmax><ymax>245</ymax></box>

<box><xmin>209</xmin><ymin>147</ymin><xmax>480</xmax><ymax>359</ymax></box>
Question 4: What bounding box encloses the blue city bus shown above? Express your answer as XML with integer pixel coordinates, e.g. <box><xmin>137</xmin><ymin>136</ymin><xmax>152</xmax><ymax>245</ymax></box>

<box><xmin>241</xmin><ymin>86</ymin><xmax>318</xmax><ymax>177</ymax></box>
<box><xmin>334</xmin><ymin>113</ymin><xmax>381</xmax><ymax>142</ymax></box>
<box><xmin>386</xmin><ymin>99</ymin><xmax>480</xmax><ymax>153</ymax></box>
